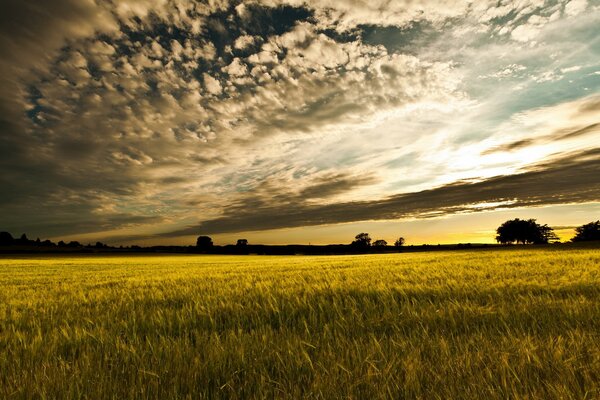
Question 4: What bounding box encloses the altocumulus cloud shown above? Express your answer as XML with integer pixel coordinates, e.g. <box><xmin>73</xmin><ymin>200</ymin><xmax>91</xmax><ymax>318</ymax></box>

<box><xmin>0</xmin><ymin>0</ymin><xmax>599</xmax><ymax>241</ymax></box>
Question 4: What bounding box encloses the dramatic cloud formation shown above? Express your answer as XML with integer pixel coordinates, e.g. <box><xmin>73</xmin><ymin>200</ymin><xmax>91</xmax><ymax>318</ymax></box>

<box><xmin>164</xmin><ymin>148</ymin><xmax>600</xmax><ymax>236</ymax></box>
<box><xmin>0</xmin><ymin>0</ymin><xmax>598</xmax><ymax>244</ymax></box>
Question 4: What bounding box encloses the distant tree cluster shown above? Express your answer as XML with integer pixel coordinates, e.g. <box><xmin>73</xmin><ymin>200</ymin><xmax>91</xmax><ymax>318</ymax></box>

<box><xmin>495</xmin><ymin>219</ymin><xmax>558</xmax><ymax>244</ymax></box>
<box><xmin>193</xmin><ymin>233</ymin><xmax>407</xmax><ymax>253</ymax></box>
<box><xmin>571</xmin><ymin>221</ymin><xmax>600</xmax><ymax>242</ymax></box>
<box><xmin>0</xmin><ymin>232</ymin><xmax>109</xmax><ymax>248</ymax></box>
<box><xmin>495</xmin><ymin>219</ymin><xmax>600</xmax><ymax>244</ymax></box>
<box><xmin>349</xmin><ymin>233</ymin><xmax>406</xmax><ymax>250</ymax></box>
<box><xmin>351</xmin><ymin>233</ymin><xmax>372</xmax><ymax>248</ymax></box>
<box><xmin>196</xmin><ymin>236</ymin><xmax>213</xmax><ymax>248</ymax></box>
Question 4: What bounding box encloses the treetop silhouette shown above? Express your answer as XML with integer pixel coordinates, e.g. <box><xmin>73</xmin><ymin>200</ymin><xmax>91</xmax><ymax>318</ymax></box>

<box><xmin>496</xmin><ymin>218</ymin><xmax>558</xmax><ymax>244</ymax></box>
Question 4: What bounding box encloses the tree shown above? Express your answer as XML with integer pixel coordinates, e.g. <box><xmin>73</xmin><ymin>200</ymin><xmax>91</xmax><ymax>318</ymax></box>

<box><xmin>572</xmin><ymin>221</ymin><xmax>600</xmax><ymax>242</ymax></box>
<box><xmin>17</xmin><ymin>233</ymin><xmax>33</xmax><ymax>245</ymax></box>
<box><xmin>496</xmin><ymin>218</ymin><xmax>557</xmax><ymax>244</ymax></box>
<box><xmin>0</xmin><ymin>232</ymin><xmax>14</xmax><ymax>246</ymax></box>
<box><xmin>236</xmin><ymin>239</ymin><xmax>248</xmax><ymax>247</ymax></box>
<box><xmin>196</xmin><ymin>236</ymin><xmax>213</xmax><ymax>248</ymax></box>
<box><xmin>539</xmin><ymin>224</ymin><xmax>560</xmax><ymax>243</ymax></box>
<box><xmin>351</xmin><ymin>233</ymin><xmax>371</xmax><ymax>248</ymax></box>
<box><xmin>373</xmin><ymin>239</ymin><xmax>387</xmax><ymax>247</ymax></box>
<box><xmin>394</xmin><ymin>237</ymin><xmax>405</xmax><ymax>247</ymax></box>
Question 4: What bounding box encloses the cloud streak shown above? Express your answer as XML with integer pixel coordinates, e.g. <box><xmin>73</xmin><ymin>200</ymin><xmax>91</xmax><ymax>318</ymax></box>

<box><xmin>162</xmin><ymin>149</ymin><xmax>600</xmax><ymax>236</ymax></box>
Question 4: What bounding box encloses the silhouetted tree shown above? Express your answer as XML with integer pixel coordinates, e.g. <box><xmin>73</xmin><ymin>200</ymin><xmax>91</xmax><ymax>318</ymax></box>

<box><xmin>236</xmin><ymin>239</ymin><xmax>248</xmax><ymax>247</ymax></box>
<box><xmin>0</xmin><ymin>232</ymin><xmax>14</xmax><ymax>246</ymax></box>
<box><xmin>539</xmin><ymin>225</ymin><xmax>560</xmax><ymax>243</ymax></box>
<box><xmin>351</xmin><ymin>233</ymin><xmax>371</xmax><ymax>248</ymax></box>
<box><xmin>572</xmin><ymin>221</ymin><xmax>600</xmax><ymax>242</ymax></box>
<box><xmin>16</xmin><ymin>233</ymin><xmax>34</xmax><ymax>245</ymax></box>
<box><xmin>58</xmin><ymin>240</ymin><xmax>67</xmax><ymax>247</ymax></box>
<box><xmin>373</xmin><ymin>239</ymin><xmax>387</xmax><ymax>247</ymax></box>
<box><xmin>394</xmin><ymin>237</ymin><xmax>405</xmax><ymax>247</ymax></box>
<box><xmin>68</xmin><ymin>241</ymin><xmax>82</xmax><ymax>247</ymax></box>
<box><xmin>196</xmin><ymin>236</ymin><xmax>213</xmax><ymax>248</ymax></box>
<box><xmin>496</xmin><ymin>219</ymin><xmax>556</xmax><ymax>244</ymax></box>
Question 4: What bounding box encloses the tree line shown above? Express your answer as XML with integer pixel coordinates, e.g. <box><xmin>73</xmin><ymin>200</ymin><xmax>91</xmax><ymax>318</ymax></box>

<box><xmin>1</xmin><ymin>219</ymin><xmax>598</xmax><ymax>253</ymax></box>
<box><xmin>0</xmin><ymin>232</ymin><xmax>109</xmax><ymax>248</ymax></box>
<box><xmin>195</xmin><ymin>219</ymin><xmax>600</xmax><ymax>250</ymax></box>
<box><xmin>495</xmin><ymin>219</ymin><xmax>600</xmax><ymax>244</ymax></box>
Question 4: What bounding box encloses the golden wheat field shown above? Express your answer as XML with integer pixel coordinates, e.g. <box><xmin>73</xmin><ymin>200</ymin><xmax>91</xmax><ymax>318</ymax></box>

<box><xmin>1</xmin><ymin>247</ymin><xmax>600</xmax><ymax>399</ymax></box>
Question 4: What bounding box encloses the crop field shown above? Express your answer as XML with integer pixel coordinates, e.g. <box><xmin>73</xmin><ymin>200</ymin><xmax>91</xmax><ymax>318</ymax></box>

<box><xmin>1</xmin><ymin>247</ymin><xmax>600</xmax><ymax>399</ymax></box>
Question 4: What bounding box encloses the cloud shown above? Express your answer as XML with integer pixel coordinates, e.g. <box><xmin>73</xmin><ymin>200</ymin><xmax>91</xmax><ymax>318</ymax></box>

<box><xmin>161</xmin><ymin>148</ymin><xmax>600</xmax><ymax>236</ymax></box>
<box><xmin>486</xmin><ymin>122</ymin><xmax>600</xmax><ymax>153</ymax></box>
<box><xmin>483</xmin><ymin>94</ymin><xmax>600</xmax><ymax>154</ymax></box>
<box><xmin>0</xmin><ymin>0</ymin><xmax>598</xmax><ymax>241</ymax></box>
<box><xmin>299</xmin><ymin>173</ymin><xmax>378</xmax><ymax>200</ymax></box>
<box><xmin>0</xmin><ymin>0</ymin><xmax>464</xmax><ymax>235</ymax></box>
<box><xmin>203</xmin><ymin>73</ymin><xmax>224</xmax><ymax>95</ymax></box>
<box><xmin>484</xmin><ymin>64</ymin><xmax>528</xmax><ymax>79</ymax></box>
<box><xmin>561</xmin><ymin>65</ymin><xmax>582</xmax><ymax>73</ymax></box>
<box><xmin>564</xmin><ymin>0</ymin><xmax>588</xmax><ymax>16</ymax></box>
<box><xmin>234</xmin><ymin>35</ymin><xmax>258</xmax><ymax>50</ymax></box>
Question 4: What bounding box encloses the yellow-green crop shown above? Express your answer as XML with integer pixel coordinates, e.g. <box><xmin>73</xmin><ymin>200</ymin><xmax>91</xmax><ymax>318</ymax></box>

<box><xmin>1</xmin><ymin>247</ymin><xmax>600</xmax><ymax>399</ymax></box>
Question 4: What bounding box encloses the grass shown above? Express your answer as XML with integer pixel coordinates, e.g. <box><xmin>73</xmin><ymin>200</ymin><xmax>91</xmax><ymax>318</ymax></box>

<box><xmin>1</xmin><ymin>247</ymin><xmax>600</xmax><ymax>399</ymax></box>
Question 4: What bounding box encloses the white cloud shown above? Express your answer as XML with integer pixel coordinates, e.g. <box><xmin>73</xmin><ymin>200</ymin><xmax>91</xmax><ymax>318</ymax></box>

<box><xmin>291</xmin><ymin>34</ymin><xmax>349</xmax><ymax>69</ymax></box>
<box><xmin>203</xmin><ymin>73</ymin><xmax>223</xmax><ymax>95</ymax></box>
<box><xmin>510</xmin><ymin>15</ymin><xmax>549</xmax><ymax>43</ymax></box>
<box><xmin>234</xmin><ymin>35</ymin><xmax>257</xmax><ymax>50</ymax></box>
<box><xmin>222</xmin><ymin>58</ymin><xmax>248</xmax><ymax>77</ymax></box>
<box><xmin>532</xmin><ymin>70</ymin><xmax>561</xmax><ymax>83</ymax></box>
<box><xmin>485</xmin><ymin>64</ymin><xmax>527</xmax><ymax>79</ymax></box>
<box><xmin>564</xmin><ymin>0</ymin><xmax>588</xmax><ymax>16</ymax></box>
<box><xmin>247</xmin><ymin>50</ymin><xmax>279</xmax><ymax>65</ymax></box>
<box><xmin>561</xmin><ymin>65</ymin><xmax>582</xmax><ymax>73</ymax></box>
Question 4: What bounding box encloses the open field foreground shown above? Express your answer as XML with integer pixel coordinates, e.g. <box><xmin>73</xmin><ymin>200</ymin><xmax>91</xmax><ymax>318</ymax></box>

<box><xmin>1</xmin><ymin>248</ymin><xmax>600</xmax><ymax>399</ymax></box>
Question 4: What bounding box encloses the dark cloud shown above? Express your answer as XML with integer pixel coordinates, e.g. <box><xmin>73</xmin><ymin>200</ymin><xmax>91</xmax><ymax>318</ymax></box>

<box><xmin>554</xmin><ymin>123</ymin><xmax>600</xmax><ymax>141</ymax></box>
<box><xmin>486</xmin><ymin>139</ymin><xmax>535</xmax><ymax>153</ymax></box>
<box><xmin>300</xmin><ymin>173</ymin><xmax>378</xmax><ymax>199</ymax></box>
<box><xmin>359</xmin><ymin>22</ymin><xmax>439</xmax><ymax>55</ymax></box>
<box><xmin>162</xmin><ymin>149</ymin><xmax>600</xmax><ymax>236</ymax></box>
<box><xmin>0</xmin><ymin>0</ymin><xmax>115</xmax><ymax>117</ymax></box>
<box><xmin>486</xmin><ymin>122</ymin><xmax>600</xmax><ymax>154</ymax></box>
<box><xmin>1</xmin><ymin>198</ymin><xmax>164</xmax><ymax>239</ymax></box>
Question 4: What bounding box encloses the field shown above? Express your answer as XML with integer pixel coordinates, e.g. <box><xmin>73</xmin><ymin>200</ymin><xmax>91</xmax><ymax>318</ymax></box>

<box><xmin>1</xmin><ymin>247</ymin><xmax>600</xmax><ymax>399</ymax></box>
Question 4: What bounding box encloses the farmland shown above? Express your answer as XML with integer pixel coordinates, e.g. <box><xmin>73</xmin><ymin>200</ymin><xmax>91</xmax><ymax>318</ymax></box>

<box><xmin>1</xmin><ymin>247</ymin><xmax>600</xmax><ymax>399</ymax></box>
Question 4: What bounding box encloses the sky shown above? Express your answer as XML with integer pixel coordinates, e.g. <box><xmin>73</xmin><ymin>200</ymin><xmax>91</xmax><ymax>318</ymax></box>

<box><xmin>0</xmin><ymin>0</ymin><xmax>599</xmax><ymax>246</ymax></box>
